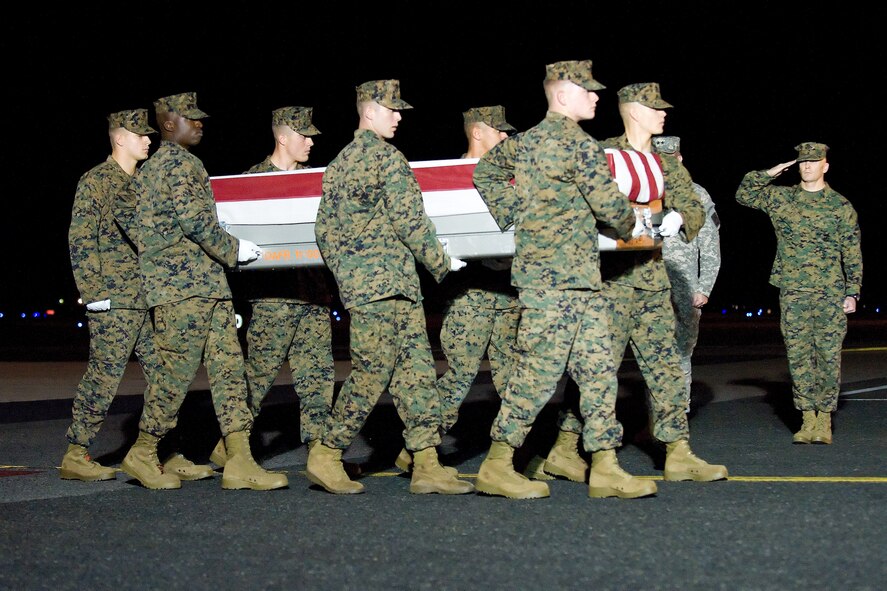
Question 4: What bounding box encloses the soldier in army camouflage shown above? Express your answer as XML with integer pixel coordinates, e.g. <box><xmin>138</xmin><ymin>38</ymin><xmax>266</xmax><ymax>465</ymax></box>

<box><xmin>308</xmin><ymin>79</ymin><xmax>474</xmax><ymax>495</ymax></box>
<box><xmin>393</xmin><ymin>105</ymin><xmax>522</xmax><ymax>474</ymax></box>
<box><xmin>652</xmin><ymin>136</ymin><xmax>721</xmax><ymax>413</ymax></box>
<box><xmin>598</xmin><ymin>83</ymin><xmax>728</xmax><ymax>484</ymax></box>
<box><xmin>471</xmin><ymin>60</ymin><xmax>653</xmax><ymax>500</ymax></box>
<box><xmin>735</xmin><ymin>142</ymin><xmax>862</xmax><ymax>445</ymax></box>
<box><xmin>60</xmin><ymin>109</ymin><xmax>160</xmax><ymax>482</ymax></box>
<box><xmin>117</xmin><ymin>92</ymin><xmax>286</xmax><ymax>491</ymax></box>
<box><xmin>211</xmin><ymin>106</ymin><xmax>337</xmax><ymax>468</ymax></box>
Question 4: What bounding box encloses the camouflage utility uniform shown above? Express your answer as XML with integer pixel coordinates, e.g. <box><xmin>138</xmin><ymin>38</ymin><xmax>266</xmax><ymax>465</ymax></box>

<box><xmin>436</xmin><ymin>262</ymin><xmax>519</xmax><ymax>432</ymax></box>
<box><xmin>598</xmin><ymin>133</ymin><xmax>705</xmax><ymax>444</ymax></box>
<box><xmin>735</xmin><ymin>171</ymin><xmax>862</xmax><ymax>412</ymax></box>
<box><xmin>237</xmin><ymin>157</ymin><xmax>336</xmax><ymax>443</ymax></box>
<box><xmin>129</xmin><ymin>140</ymin><xmax>253</xmax><ymax>437</ymax></box>
<box><xmin>474</xmin><ymin>111</ymin><xmax>636</xmax><ymax>454</ymax></box>
<box><xmin>67</xmin><ymin>156</ymin><xmax>161</xmax><ymax>446</ymax></box>
<box><xmin>661</xmin><ymin>182</ymin><xmax>721</xmax><ymax>401</ymax></box>
<box><xmin>314</xmin><ymin>129</ymin><xmax>451</xmax><ymax>452</ymax></box>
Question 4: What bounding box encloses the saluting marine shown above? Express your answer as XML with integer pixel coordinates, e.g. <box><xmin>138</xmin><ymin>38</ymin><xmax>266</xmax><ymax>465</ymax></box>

<box><xmin>735</xmin><ymin>142</ymin><xmax>862</xmax><ymax>445</ymax></box>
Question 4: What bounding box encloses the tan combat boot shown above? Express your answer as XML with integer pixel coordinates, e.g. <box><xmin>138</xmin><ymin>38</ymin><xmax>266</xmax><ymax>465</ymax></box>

<box><xmin>523</xmin><ymin>455</ymin><xmax>555</xmax><ymax>481</ymax></box>
<box><xmin>543</xmin><ymin>430</ymin><xmax>588</xmax><ymax>482</ymax></box>
<box><xmin>475</xmin><ymin>441</ymin><xmax>550</xmax><ymax>499</ymax></box>
<box><xmin>121</xmin><ymin>432</ymin><xmax>181</xmax><ymax>490</ymax></box>
<box><xmin>221</xmin><ymin>431</ymin><xmax>288</xmax><ymax>490</ymax></box>
<box><xmin>588</xmin><ymin>449</ymin><xmax>657</xmax><ymax>499</ymax></box>
<box><xmin>59</xmin><ymin>443</ymin><xmax>116</xmax><ymax>481</ymax></box>
<box><xmin>792</xmin><ymin>410</ymin><xmax>817</xmax><ymax>444</ymax></box>
<box><xmin>162</xmin><ymin>453</ymin><xmax>215</xmax><ymax>480</ymax></box>
<box><xmin>409</xmin><ymin>447</ymin><xmax>474</xmax><ymax>495</ymax></box>
<box><xmin>664</xmin><ymin>440</ymin><xmax>728</xmax><ymax>482</ymax></box>
<box><xmin>209</xmin><ymin>438</ymin><xmax>227</xmax><ymax>467</ymax></box>
<box><xmin>811</xmin><ymin>411</ymin><xmax>833</xmax><ymax>444</ymax></box>
<box><xmin>306</xmin><ymin>442</ymin><xmax>364</xmax><ymax>494</ymax></box>
<box><xmin>395</xmin><ymin>447</ymin><xmax>458</xmax><ymax>476</ymax></box>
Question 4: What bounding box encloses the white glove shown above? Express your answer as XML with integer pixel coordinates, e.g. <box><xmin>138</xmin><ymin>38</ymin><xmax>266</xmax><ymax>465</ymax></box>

<box><xmin>237</xmin><ymin>239</ymin><xmax>264</xmax><ymax>263</ymax></box>
<box><xmin>86</xmin><ymin>299</ymin><xmax>111</xmax><ymax>312</ymax></box>
<box><xmin>450</xmin><ymin>256</ymin><xmax>467</xmax><ymax>271</ymax></box>
<box><xmin>631</xmin><ymin>213</ymin><xmax>646</xmax><ymax>238</ymax></box>
<box><xmin>658</xmin><ymin>211</ymin><xmax>684</xmax><ymax>237</ymax></box>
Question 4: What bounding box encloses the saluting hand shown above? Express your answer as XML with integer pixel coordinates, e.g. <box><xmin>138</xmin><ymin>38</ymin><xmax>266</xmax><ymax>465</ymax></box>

<box><xmin>766</xmin><ymin>160</ymin><xmax>796</xmax><ymax>178</ymax></box>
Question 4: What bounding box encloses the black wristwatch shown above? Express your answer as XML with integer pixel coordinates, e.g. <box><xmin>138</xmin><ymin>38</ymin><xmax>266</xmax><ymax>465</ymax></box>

<box><xmin>847</xmin><ymin>294</ymin><xmax>860</xmax><ymax>301</ymax></box>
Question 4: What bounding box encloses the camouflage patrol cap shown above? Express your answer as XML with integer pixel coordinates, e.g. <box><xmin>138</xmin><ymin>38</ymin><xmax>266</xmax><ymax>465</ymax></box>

<box><xmin>652</xmin><ymin>135</ymin><xmax>681</xmax><ymax>154</ymax></box>
<box><xmin>272</xmin><ymin>106</ymin><xmax>321</xmax><ymax>136</ymax></box>
<box><xmin>355</xmin><ymin>79</ymin><xmax>413</xmax><ymax>110</ymax></box>
<box><xmin>617</xmin><ymin>83</ymin><xmax>673</xmax><ymax>109</ymax></box>
<box><xmin>544</xmin><ymin>60</ymin><xmax>606</xmax><ymax>91</ymax></box>
<box><xmin>107</xmin><ymin>109</ymin><xmax>156</xmax><ymax>135</ymax></box>
<box><xmin>795</xmin><ymin>142</ymin><xmax>829</xmax><ymax>162</ymax></box>
<box><xmin>463</xmin><ymin>105</ymin><xmax>516</xmax><ymax>132</ymax></box>
<box><xmin>153</xmin><ymin>92</ymin><xmax>209</xmax><ymax>119</ymax></box>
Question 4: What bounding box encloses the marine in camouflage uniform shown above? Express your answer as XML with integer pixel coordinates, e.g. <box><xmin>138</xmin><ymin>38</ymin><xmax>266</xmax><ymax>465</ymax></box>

<box><xmin>60</xmin><ymin>109</ymin><xmax>160</xmax><ymax>482</ymax></box>
<box><xmin>308</xmin><ymin>80</ymin><xmax>473</xmax><ymax>495</ymax></box>
<box><xmin>118</xmin><ymin>92</ymin><xmax>286</xmax><ymax>491</ymax></box>
<box><xmin>217</xmin><ymin>107</ymin><xmax>335</xmax><ymax>466</ymax></box>
<box><xmin>598</xmin><ymin>83</ymin><xmax>727</xmax><ymax>482</ymax></box>
<box><xmin>436</xmin><ymin>106</ymin><xmax>519</xmax><ymax>434</ymax></box>
<box><xmin>653</xmin><ymin>136</ymin><xmax>721</xmax><ymax>411</ymax></box>
<box><xmin>472</xmin><ymin>60</ymin><xmax>652</xmax><ymax>500</ymax></box>
<box><xmin>735</xmin><ymin>142</ymin><xmax>862</xmax><ymax>444</ymax></box>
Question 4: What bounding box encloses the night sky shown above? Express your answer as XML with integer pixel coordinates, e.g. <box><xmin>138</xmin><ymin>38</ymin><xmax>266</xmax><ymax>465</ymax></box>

<box><xmin>2</xmin><ymin>3</ymin><xmax>883</xmax><ymax>315</ymax></box>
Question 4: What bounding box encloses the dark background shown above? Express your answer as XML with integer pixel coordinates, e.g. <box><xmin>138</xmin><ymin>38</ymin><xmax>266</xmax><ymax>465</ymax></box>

<box><xmin>1</xmin><ymin>2</ymin><xmax>883</xmax><ymax>318</ymax></box>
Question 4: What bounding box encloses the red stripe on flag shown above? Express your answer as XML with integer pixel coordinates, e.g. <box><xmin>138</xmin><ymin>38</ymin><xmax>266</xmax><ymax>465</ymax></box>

<box><xmin>212</xmin><ymin>172</ymin><xmax>324</xmax><ymax>202</ymax></box>
<box><xmin>412</xmin><ymin>162</ymin><xmax>477</xmax><ymax>191</ymax></box>
<box><xmin>621</xmin><ymin>151</ymin><xmax>641</xmax><ymax>201</ymax></box>
<box><xmin>212</xmin><ymin>161</ymin><xmax>479</xmax><ymax>203</ymax></box>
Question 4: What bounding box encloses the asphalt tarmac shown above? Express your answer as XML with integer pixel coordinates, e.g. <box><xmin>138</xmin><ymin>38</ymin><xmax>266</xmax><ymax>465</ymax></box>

<box><xmin>1</xmin><ymin>316</ymin><xmax>885</xmax><ymax>590</ymax></box>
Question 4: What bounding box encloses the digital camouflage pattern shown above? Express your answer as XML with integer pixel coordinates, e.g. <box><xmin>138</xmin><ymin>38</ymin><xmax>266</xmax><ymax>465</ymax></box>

<box><xmin>437</xmin><ymin>294</ymin><xmax>520</xmax><ymax>433</ymax></box>
<box><xmin>596</xmin><ymin>132</ymin><xmax>705</xmax><ymax>442</ymax></box>
<box><xmin>314</xmin><ymin>125</ymin><xmax>449</xmax><ymax>451</ymax></box>
<box><xmin>320</xmin><ymin>298</ymin><xmax>443</xmax><ymax>451</ymax></box>
<box><xmin>616</xmin><ymin>82</ymin><xmax>674</xmax><ymax>109</ymax></box>
<box><xmin>544</xmin><ymin>59</ymin><xmax>606</xmax><ymax>91</ymax></box>
<box><xmin>67</xmin><ymin>309</ymin><xmax>161</xmax><ymax>445</ymax></box>
<box><xmin>137</xmin><ymin>297</ymin><xmax>253</xmax><ymax>436</ymax></box>
<box><xmin>129</xmin><ymin>140</ymin><xmax>239</xmax><ymax>307</ymax></box>
<box><xmin>463</xmin><ymin>105</ymin><xmax>515</xmax><ymax>131</ymax></box>
<box><xmin>600</xmin><ymin>134</ymin><xmax>705</xmax><ymax>289</ymax></box>
<box><xmin>735</xmin><ymin>166</ymin><xmax>862</xmax><ymax>411</ymax></box>
<box><xmin>315</xmin><ymin>129</ymin><xmax>450</xmax><ymax>308</ymax></box>
<box><xmin>734</xmin><ymin>171</ymin><xmax>861</xmax><ymax>295</ymax></box>
<box><xmin>473</xmin><ymin>109</ymin><xmax>637</xmax><ymax>450</ymax></box>
<box><xmin>244</xmin><ymin>301</ymin><xmax>334</xmax><ymax>442</ymax></box>
<box><xmin>474</xmin><ymin>112</ymin><xmax>636</xmax><ymax>291</ymax></box>
<box><xmin>779</xmin><ymin>289</ymin><xmax>847</xmax><ymax>411</ymax></box>
<box><xmin>238</xmin><ymin>157</ymin><xmax>334</xmax><ymax>442</ymax></box>
<box><xmin>662</xmin><ymin>183</ymin><xmax>721</xmax><ymax>398</ymax></box>
<box><xmin>107</xmin><ymin>109</ymin><xmax>156</xmax><ymax>134</ymax></box>
<box><xmin>128</xmin><ymin>130</ymin><xmax>252</xmax><ymax>437</ymax></box>
<box><xmin>71</xmin><ymin>157</ymin><xmax>147</xmax><ymax>307</ymax></box>
<box><xmin>795</xmin><ymin>142</ymin><xmax>829</xmax><ymax>161</ymax></box>
<box><xmin>153</xmin><ymin>92</ymin><xmax>209</xmax><ymax>119</ymax></box>
<box><xmin>66</xmin><ymin>157</ymin><xmax>162</xmax><ymax>446</ymax></box>
<box><xmin>271</xmin><ymin>106</ymin><xmax>321</xmax><ymax>136</ymax></box>
<box><xmin>355</xmin><ymin>79</ymin><xmax>413</xmax><ymax>110</ymax></box>
<box><xmin>602</xmin><ymin>282</ymin><xmax>690</xmax><ymax>441</ymax></box>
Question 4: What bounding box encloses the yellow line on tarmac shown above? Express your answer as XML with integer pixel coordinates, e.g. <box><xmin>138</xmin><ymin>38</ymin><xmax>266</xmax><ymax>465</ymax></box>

<box><xmin>844</xmin><ymin>346</ymin><xmax>887</xmax><ymax>352</ymax></box>
<box><xmin>723</xmin><ymin>475</ymin><xmax>887</xmax><ymax>483</ymax></box>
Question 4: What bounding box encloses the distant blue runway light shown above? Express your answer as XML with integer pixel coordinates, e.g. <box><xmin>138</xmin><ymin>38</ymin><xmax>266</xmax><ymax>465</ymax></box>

<box><xmin>20</xmin><ymin>312</ymin><xmax>26</xmax><ymax>319</ymax></box>
<box><xmin>77</xmin><ymin>321</ymin><xmax>84</xmax><ymax>328</ymax></box>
